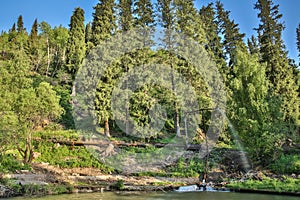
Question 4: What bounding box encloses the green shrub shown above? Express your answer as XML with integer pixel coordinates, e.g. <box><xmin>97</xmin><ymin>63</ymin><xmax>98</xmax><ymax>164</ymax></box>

<box><xmin>167</xmin><ymin>157</ymin><xmax>204</xmax><ymax>177</ymax></box>
<box><xmin>0</xmin><ymin>154</ymin><xmax>31</xmax><ymax>173</ymax></box>
<box><xmin>35</xmin><ymin>141</ymin><xmax>114</xmax><ymax>173</ymax></box>
<box><xmin>112</xmin><ymin>179</ymin><xmax>124</xmax><ymax>190</ymax></box>
<box><xmin>227</xmin><ymin>177</ymin><xmax>300</xmax><ymax>193</ymax></box>
<box><xmin>34</xmin><ymin>130</ymin><xmax>79</xmax><ymax>141</ymax></box>
<box><xmin>270</xmin><ymin>154</ymin><xmax>300</xmax><ymax>174</ymax></box>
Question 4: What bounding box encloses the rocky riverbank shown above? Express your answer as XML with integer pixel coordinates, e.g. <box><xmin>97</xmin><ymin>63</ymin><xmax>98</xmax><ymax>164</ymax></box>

<box><xmin>0</xmin><ymin>162</ymin><xmax>201</xmax><ymax>198</ymax></box>
<box><xmin>1</xmin><ymin>163</ymin><xmax>299</xmax><ymax>199</ymax></box>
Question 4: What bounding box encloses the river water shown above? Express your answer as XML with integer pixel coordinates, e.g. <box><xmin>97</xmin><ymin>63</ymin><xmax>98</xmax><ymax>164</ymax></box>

<box><xmin>8</xmin><ymin>191</ymin><xmax>299</xmax><ymax>200</ymax></box>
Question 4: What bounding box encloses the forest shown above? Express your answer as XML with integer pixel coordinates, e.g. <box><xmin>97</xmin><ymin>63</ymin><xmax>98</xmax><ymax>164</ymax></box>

<box><xmin>0</xmin><ymin>0</ymin><xmax>299</xmax><ymax>196</ymax></box>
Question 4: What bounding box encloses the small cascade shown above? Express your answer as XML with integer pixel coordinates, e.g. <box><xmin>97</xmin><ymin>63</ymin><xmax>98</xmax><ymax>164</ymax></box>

<box><xmin>176</xmin><ymin>182</ymin><xmax>230</xmax><ymax>193</ymax></box>
<box><xmin>176</xmin><ymin>185</ymin><xmax>198</xmax><ymax>192</ymax></box>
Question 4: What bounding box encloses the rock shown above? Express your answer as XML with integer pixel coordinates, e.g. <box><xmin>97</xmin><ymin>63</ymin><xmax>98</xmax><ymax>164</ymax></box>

<box><xmin>0</xmin><ymin>184</ymin><xmax>16</xmax><ymax>198</ymax></box>
<box><xmin>20</xmin><ymin>170</ymin><xmax>30</xmax><ymax>174</ymax></box>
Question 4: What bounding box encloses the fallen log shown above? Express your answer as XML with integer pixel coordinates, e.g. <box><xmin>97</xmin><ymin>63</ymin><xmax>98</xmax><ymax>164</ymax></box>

<box><xmin>40</xmin><ymin>138</ymin><xmax>202</xmax><ymax>151</ymax></box>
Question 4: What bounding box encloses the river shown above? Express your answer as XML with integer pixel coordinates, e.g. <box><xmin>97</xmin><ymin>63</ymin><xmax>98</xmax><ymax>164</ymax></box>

<box><xmin>8</xmin><ymin>191</ymin><xmax>299</xmax><ymax>200</ymax></box>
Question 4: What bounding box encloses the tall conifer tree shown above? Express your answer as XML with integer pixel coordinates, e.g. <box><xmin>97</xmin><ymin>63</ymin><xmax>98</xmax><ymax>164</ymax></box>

<box><xmin>119</xmin><ymin>0</ymin><xmax>133</xmax><ymax>31</ymax></box>
<box><xmin>92</xmin><ymin>0</ymin><xmax>116</xmax><ymax>137</ymax></box>
<box><xmin>157</xmin><ymin>0</ymin><xmax>181</xmax><ymax>136</ymax></box>
<box><xmin>199</xmin><ymin>3</ymin><xmax>226</xmax><ymax>72</ymax></box>
<box><xmin>65</xmin><ymin>7</ymin><xmax>86</xmax><ymax>79</ymax></box>
<box><xmin>27</xmin><ymin>19</ymin><xmax>40</xmax><ymax>71</ymax></box>
<box><xmin>91</xmin><ymin>0</ymin><xmax>116</xmax><ymax>47</ymax></box>
<box><xmin>17</xmin><ymin>15</ymin><xmax>26</xmax><ymax>33</ymax></box>
<box><xmin>255</xmin><ymin>0</ymin><xmax>299</xmax><ymax>133</ymax></box>
<box><xmin>216</xmin><ymin>1</ymin><xmax>245</xmax><ymax>68</ymax></box>
<box><xmin>134</xmin><ymin>0</ymin><xmax>155</xmax><ymax>29</ymax></box>
<box><xmin>296</xmin><ymin>23</ymin><xmax>300</xmax><ymax>61</ymax></box>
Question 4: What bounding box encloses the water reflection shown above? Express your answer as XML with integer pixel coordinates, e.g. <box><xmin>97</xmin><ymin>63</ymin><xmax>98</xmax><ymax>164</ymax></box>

<box><xmin>9</xmin><ymin>191</ymin><xmax>300</xmax><ymax>200</ymax></box>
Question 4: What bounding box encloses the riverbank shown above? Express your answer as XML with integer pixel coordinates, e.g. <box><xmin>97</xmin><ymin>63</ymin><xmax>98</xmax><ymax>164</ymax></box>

<box><xmin>1</xmin><ymin>161</ymin><xmax>299</xmax><ymax>198</ymax></box>
<box><xmin>0</xmin><ymin>162</ymin><xmax>198</xmax><ymax>198</ymax></box>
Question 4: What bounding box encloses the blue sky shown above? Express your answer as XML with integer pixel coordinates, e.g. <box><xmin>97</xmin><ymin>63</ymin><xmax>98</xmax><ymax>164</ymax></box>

<box><xmin>0</xmin><ymin>0</ymin><xmax>299</xmax><ymax>61</ymax></box>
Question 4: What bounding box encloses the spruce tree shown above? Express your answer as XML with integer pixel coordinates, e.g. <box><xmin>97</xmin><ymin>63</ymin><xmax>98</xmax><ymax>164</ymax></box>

<box><xmin>10</xmin><ymin>23</ymin><xmax>16</xmax><ymax>33</ymax></box>
<box><xmin>91</xmin><ymin>0</ymin><xmax>116</xmax><ymax>47</ymax></box>
<box><xmin>216</xmin><ymin>1</ymin><xmax>246</xmax><ymax>68</ymax></box>
<box><xmin>85</xmin><ymin>23</ymin><xmax>94</xmax><ymax>54</ymax></box>
<box><xmin>199</xmin><ymin>3</ymin><xmax>226</xmax><ymax>73</ymax></box>
<box><xmin>27</xmin><ymin>19</ymin><xmax>40</xmax><ymax>71</ymax></box>
<box><xmin>157</xmin><ymin>0</ymin><xmax>181</xmax><ymax>137</ymax></box>
<box><xmin>255</xmin><ymin>0</ymin><xmax>299</xmax><ymax>134</ymax></box>
<box><xmin>247</xmin><ymin>35</ymin><xmax>260</xmax><ymax>55</ymax></box>
<box><xmin>133</xmin><ymin>0</ymin><xmax>155</xmax><ymax>29</ymax></box>
<box><xmin>65</xmin><ymin>7</ymin><xmax>86</xmax><ymax>79</ymax></box>
<box><xmin>118</xmin><ymin>0</ymin><xmax>133</xmax><ymax>31</ymax></box>
<box><xmin>29</xmin><ymin>19</ymin><xmax>38</xmax><ymax>39</ymax></box>
<box><xmin>17</xmin><ymin>15</ymin><xmax>26</xmax><ymax>33</ymax></box>
<box><xmin>297</xmin><ymin>23</ymin><xmax>300</xmax><ymax>61</ymax></box>
<box><xmin>174</xmin><ymin>0</ymin><xmax>206</xmax><ymax>44</ymax></box>
<box><xmin>91</xmin><ymin>0</ymin><xmax>116</xmax><ymax>137</ymax></box>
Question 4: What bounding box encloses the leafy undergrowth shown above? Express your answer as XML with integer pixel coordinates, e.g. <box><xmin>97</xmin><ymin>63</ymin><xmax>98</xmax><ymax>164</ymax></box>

<box><xmin>227</xmin><ymin>177</ymin><xmax>300</xmax><ymax>193</ymax></box>
<box><xmin>10</xmin><ymin>182</ymin><xmax>73</xmax><ymax>196</ymax></box>
<box><xmin>133</xmin><ymin>156</ymin><xmax>204</xmax><ymax>178</ymax></box>
<box><xmin>270</xmin><ymin>154</ymin><xmax>300</xmax><ymax>174</ymax></box>
<box><xmin>34</xmin><ymin>141</ymin><xmax>114</xmax><ymax>173</ymax></box>
<box><xmin>0</xmin><ymin>154</ymin><xmax>31</xmax><ymax>173</ymax></box>
<box><xmin>34</xmin><ymin>129</ymin><xmax>79</xmax><ymax>141</ymax></box>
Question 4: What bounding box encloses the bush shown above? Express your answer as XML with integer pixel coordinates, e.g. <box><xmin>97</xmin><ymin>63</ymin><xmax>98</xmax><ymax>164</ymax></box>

<box><xmin>112</xmin><ymin>179</ymin><xmax>124</xmax><ymax>190</ymax></box>
<box><xmin>167</xmin><ymin>157</ymin><xmax>204</xmax><ymax>177</ymax></box>
<box><xmin>34</xmin><ymin>130</ymin><xmax>79</xmax><ymax>141</ymax></box>
<box><xmin>270</xmin><ymin>154</ymin><xmax>300</xmax><ymax>174</ymax></box>
<box><xmin>35</xmin><ymin>141</ymin><xmax>114</xmax><ymax>173</ymax></box>
<box><xmin>0</xmin><ymin>154</ymin><xmax>31</xmax><ymax>173</ymax></box>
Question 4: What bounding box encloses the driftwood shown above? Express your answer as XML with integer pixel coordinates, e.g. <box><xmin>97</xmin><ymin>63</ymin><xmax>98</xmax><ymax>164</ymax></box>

<box><xmin>40</xmin><ymin>138</ymin><xmax>202</xmax><ymax>151</ymax></box>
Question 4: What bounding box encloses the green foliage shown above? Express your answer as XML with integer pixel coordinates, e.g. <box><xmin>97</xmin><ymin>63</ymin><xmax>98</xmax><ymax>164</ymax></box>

<box><xmin>255</xmin><ymin>0</ymin><xmax>299</xmax><ymax>136</ymax></box>
<box><xmin>17</xmin><ymin>15</ymin><xmax>26</xmax><ymax>33</ymax></box>
<box><xmin>229</xmin><ymin>49</ymin><xmax>285</xmax><ymax>165</ymax></box>
<box><xmin>168</xmin><ymin>157</ymin><xmax>204</xmax><ymax>177</ymax></box>
<box><xmin>53</xmin><ymin>85</ymin><xmax>75</xmax><ymax>129</ymax></box>
<box><xmin>66</xmin><ymin>7</ymin><xmax>86</xmax><ymax>79</ymax></box>
<box><xmin>270</xmin><ymin>154</ymin><xmax>300</xmax><ymax>174</ymax></box>
<box><xmin>227</xmin><ymin>177</ymin><xmax>300</xmax><ymax>193</ymax></box>
<box><xmin>216</xmin><ymin>1</ymin><xmax>246</xmax><ymax>67</ymax></box>
<box><xmin>0</xmin><ymin>0</ymin><xmax>299</xmax><ymax>179</ymax></box>
<box><xmin>118</xmin><ymin>0</ymin><xmax>133</xmax><ymax>31</ymax></box>
<box><xmin>199</xmin><ymin>3</ymin><xmax>226</xmax><ymax>73</ymax></box>
<box><xmin>124</xmin><ymin>146</ymin><xmax>157</xmax><ymax>153</ymax></box>
<box><xmin>112</xmin><ymin>179</ymin><xmax>125</xmax><ymax>190</ymax></box>
<box><xmin>33</xmin><ymin>129</ymin><xmax>79</xmax><ymax>140</ymax></box>
<box><xmin>0</xmin><ymin>154</ymin><xmax>31</xmax><ymax>173</ymax></box>
<box><xmin>10</xmin><ymin>183</ymin><xmax>73</xmax><ymax>196</ymax></box>
<box><xmin>133</xmin><ymin>0</ymin><xmax>155</xmax><ymax>30</ymax></box>
<box><xmin>91</xmin><ymin>0</ymin><xmax>116</xmax><ymax>46</ymax></box>
<box><xmin>35</xmin><ymin>141</ymin><xmax>114</xmax><ymax>173</ymax></box>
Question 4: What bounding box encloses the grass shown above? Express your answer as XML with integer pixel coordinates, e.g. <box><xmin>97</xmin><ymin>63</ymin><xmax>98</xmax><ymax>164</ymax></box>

<box><xmin>34</xmin><ymin>129</ymin><xmax>80</xmax><ymax>141</ymax></box>
<box><xmin>9</xmin><ymin>182</ymin><xmax>73</xmax><ymax>196</ymax></box>
<box><xmin>34</xmin><ymin>141</ymin><xmax>114</xmax><ymax>173</ymax></box>
<box><xmin>227</xmin><ymin>177</ymin><xmax>300</xmax><ymax>193</ymax></box>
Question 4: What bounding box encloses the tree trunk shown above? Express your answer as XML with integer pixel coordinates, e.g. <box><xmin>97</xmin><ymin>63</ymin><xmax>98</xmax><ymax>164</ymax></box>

<box><xmin>104</xmin><ymin>119</ymin><xmax>111</xmax><ymax>137</ymax></box>
<box><xmin>46</xmin><ymin>37</ymin><xmax>50</xmax><ymax>76</ymax></box>
<box><xmin>171</xmin><ymin>63</ymin><xmax>181</xmax><ymax>137</ymax></box>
